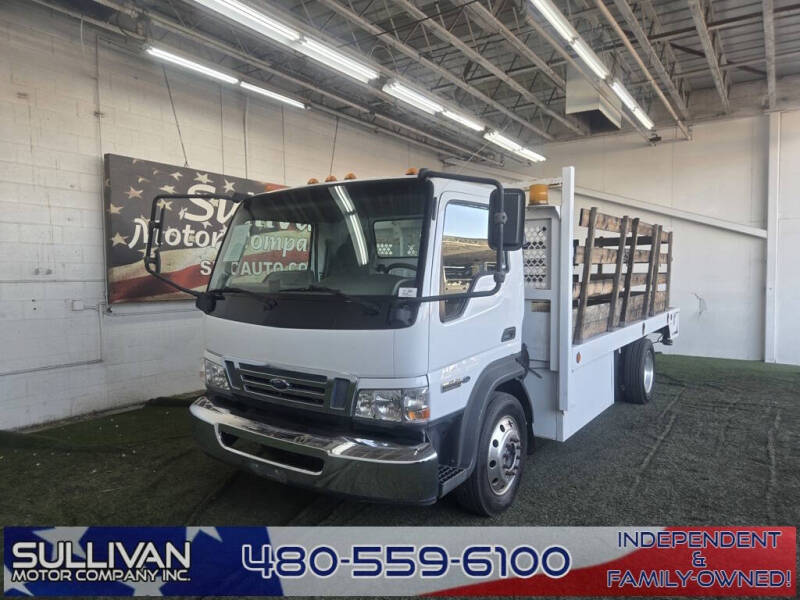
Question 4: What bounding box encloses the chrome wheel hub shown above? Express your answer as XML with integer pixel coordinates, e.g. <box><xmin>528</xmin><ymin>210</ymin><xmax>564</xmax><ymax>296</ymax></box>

<box><xmin>643</xmin><ymin>350</ymin><xmax>655</xmax><ymax>394</ymax></box>
<box><xmin>487</xmin><ymin>415</ymin><xmax>521</xmax><ymax>496</ymax></box>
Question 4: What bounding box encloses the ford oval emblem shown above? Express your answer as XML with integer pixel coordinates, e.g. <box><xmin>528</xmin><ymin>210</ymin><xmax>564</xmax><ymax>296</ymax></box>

<box><xmin>268</xmin><ymin>378</ymin><xmax>290</xmax><ymax>391</ymax></box>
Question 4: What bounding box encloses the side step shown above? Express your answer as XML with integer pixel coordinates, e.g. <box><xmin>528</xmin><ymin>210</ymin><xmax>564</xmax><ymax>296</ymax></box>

<box><xmin>438</xmin><ymin>465</ymin><xmax>469</xmax><ymax>497</ymax></box>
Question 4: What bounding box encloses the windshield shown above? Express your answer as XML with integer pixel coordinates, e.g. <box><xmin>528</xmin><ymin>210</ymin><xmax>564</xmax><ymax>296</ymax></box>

<box><xmin>208</xmin><ymin>179</ymin><xmax>429</xmax><ymax>324</ymax></box>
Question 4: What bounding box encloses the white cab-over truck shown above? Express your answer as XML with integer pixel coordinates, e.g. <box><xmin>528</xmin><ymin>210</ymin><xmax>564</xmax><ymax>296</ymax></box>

<box><xmin>144</xmin><ymin>167</ymin><xmax>678</xmax><ymax>515</ymax></box>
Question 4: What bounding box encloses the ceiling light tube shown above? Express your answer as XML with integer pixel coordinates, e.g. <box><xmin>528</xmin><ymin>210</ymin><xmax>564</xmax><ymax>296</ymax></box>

<box><xmin>484</xmin><ymin>131</ymin><xmax>546</xmax><ymax>162</ymax></box>
<box><xmin>192</xmin><ymin>0</ymin><xmax>300</xmax><ymax>44</ymax></box>
<box><xmin>633</xmin><ymin>109</ymin><xmax>654</xmax><ymax>130</ymax></box>
<box><xmin>611</xmin><ymin>80</ymin><xmax>655</xmax><ymax>129</ymax></box>
<box><xmin>383</xmin><ymin>82</ymin><xmax>443</xmax><ymax>115</ymax></box>
<box><xmin>240</xmin><ymin>82</ymin><xmax>306</xmax><ymax>109</ymax></box>
<box><xmin>530</xmin><ymin>0</ymin><xmax>578</xmax><ymax>42</ymax></box>
<box><xmin>191</xmin><ymin>0</ymin><xmax>378</xmax><ymax>84</ymax></box>
<box><xmin>298</xmin><ymin>39</ymin><xmax>378</xmax><ymax>83</ymax></box>
<box><xmin>442</xmin><ymin>110</ymin><xmax>484</xmax><ymax>132</ymax></box>
<box><xmin>610</xmin><ymin>80</ymin><xmax>637</xmax><ymax>112</ymax></box>
<box><xmin>515</xmin><ymin>147</ymin><xmax>547</xmax><ymax>163</ymax></box>
<box><xmin>484</xmin><ymin>131</ymin><xmax>521</xmax><ymax>153</ymax></box>
<box><xmin>571</xmin><ymin>39</ymin><xmax>609</xmax><ymax>80</ymax></box>
<box><xmin>146</xmin><ymin>47</ymin><xmax>239</xmax><ymax>84</ymax></box>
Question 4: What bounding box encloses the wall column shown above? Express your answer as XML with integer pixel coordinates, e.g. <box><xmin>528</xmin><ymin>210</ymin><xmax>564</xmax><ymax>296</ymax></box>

<box><xmin>764</xmin><ymin>111</ymin><xmax>781</xmax><ymax>362</ymax></box>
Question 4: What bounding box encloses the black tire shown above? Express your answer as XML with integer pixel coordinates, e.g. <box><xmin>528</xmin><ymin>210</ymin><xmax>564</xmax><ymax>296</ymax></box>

<box><xmin>455</xmin><ymin>392</ymin><xmax>527</xmax><ymax>516</ymax></box>
<box><xmin>621</xmin><ymin>338</ymin><xmax>655</xmax><ymax>404</ymax></box>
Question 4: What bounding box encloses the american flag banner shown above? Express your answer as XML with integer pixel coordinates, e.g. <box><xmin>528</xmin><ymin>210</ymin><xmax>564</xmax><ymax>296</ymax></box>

<box><xmin>103</xmin><ymin>154</ymin><xmax>284</xmax><ymax>303</ymax></box>
<box><xmin>3</xmin><ymin>526</ymin><xmax>796</xmax><ymax>596</ymax></box>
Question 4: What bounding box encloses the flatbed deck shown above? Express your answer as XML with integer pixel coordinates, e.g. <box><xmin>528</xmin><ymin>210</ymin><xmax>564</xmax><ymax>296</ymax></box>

<box><xmin>519</xmin><ymin>167</ymin><xmax>679</xmax><ymax>442</ymax></box>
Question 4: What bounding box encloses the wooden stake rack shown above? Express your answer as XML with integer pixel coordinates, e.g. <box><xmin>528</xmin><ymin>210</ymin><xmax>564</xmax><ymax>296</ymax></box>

<box><xmin>573</xmin><ymin>207</ymin><xmax>673</xmax><ymax>343</ymax></box>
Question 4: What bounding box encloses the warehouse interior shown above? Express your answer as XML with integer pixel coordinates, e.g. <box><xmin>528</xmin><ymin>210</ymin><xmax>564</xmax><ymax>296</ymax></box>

<box><xmin>1</xmin><ymin>0</ymin><xmax>799</xmax><ymax>531</ymax></box>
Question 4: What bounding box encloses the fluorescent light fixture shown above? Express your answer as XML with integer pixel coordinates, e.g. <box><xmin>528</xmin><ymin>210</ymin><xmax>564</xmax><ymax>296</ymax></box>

<box><xmin>515</xmin><ymin>147</ymin><xmax>547</xmax><ymax>163</ymax></box>
<box><xmin>530</xmin><ymin>0</ymin><xmax>577</xmax><ymax>42</ymax></box>
<box><xmin>382</xmin><ymin>82</ymin><xmax>443</xmax><ymax>115</ymax></box>
<box><xmin>484</xmin><ymin>131</ymin><xmax>546</xmax><ymax>163</ymax></box>
<box><xmin>146</xmin><ymin>47</ymin><xmax>239</xmax><ymax>84</ymax></box>
<box><xmin>610</xmin><ymin>80</ymin><xmax>655</xmax><ymax>130</ymax></box>
<box><xmin>240</xmin><ymin>81</ymin><xmax>305</xmax><ymax>109</ymax></box>
<box><xmin>191</xmin><ymin>0</ymin><xmax>377</xmax><ymax>84</ymax></box>
<box><xmin>633</xmin><ymin>109</ymin><xmax>654</xmax><ymax>130</ymax></box>
<box><xmin>571</xmin><ymin>39</ymin><xmax>609</xmax><ymax>80</ymax></box>
<box><xmin>192</xmin><ymin>0</ymin><xmax>300</xmax><ymax>44</ymax></box>
<box><xmin>298</xmin><ymin>39</ymin><xmax>378</xmax><ymax>83</ymax></box>
<box><xmin>442</xmin><ymin>109</ymin><xmax>484</xmax><ymax>132</ymax></box>
<box><xmin>485</xmin><ymin>130</ymin><xmax>521</xmax><ymax>153</ymax></box>
<box><xmin>610</xmin><ymin>80</ymin><xmax>637</xmax><ymax>112</ymax></box>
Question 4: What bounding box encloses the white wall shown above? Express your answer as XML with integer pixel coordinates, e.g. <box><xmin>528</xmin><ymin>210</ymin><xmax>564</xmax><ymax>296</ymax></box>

<box><xmin>460</xmin><ymin>116</ymin><xmax>785</xmax><ymax>362</ymax></box>
<box><xmin>0</xmin><ymin>3</ymin><xmax>440</xmax><ymax>429</ymax></box>
<box><xmin>539</xmin><ymin>119</ymin><xmax>769</xmax><ymax>361</ymax></box>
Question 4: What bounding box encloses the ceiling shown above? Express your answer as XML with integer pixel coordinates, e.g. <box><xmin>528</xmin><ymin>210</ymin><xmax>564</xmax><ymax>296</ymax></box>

<box><xmin>29</xmin><ymin>0</ymin><xmax>800</xmax><ymax>165</ymax></box>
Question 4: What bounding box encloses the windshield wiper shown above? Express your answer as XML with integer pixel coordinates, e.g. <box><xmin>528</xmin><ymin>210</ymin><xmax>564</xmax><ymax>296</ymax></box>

<box><xmin>207</xmin><ymin>286</ymin><xmax>277</xmax><ymax>310</ymax></box>
<box><xmin>280</xmin><ymin>285</ymin><xmax>381</xmax><ymax>315</ymax></box>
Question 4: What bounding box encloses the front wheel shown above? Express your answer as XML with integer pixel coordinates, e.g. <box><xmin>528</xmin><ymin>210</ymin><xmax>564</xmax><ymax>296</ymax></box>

<box><xmin>455</xmin><ymin>392</ymin><xmax>527</xmax><ymax>516</ymax></box>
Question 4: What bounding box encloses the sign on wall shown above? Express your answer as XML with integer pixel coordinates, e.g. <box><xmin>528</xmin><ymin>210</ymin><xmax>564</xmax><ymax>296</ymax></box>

<box><xmin>103</xmin><ymin>154</ymin><xmax>284</xmax><ymax>303</ymax></box>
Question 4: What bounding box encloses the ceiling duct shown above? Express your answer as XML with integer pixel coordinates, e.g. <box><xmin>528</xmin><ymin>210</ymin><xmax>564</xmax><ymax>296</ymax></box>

<box><xmin>565</xmin><ymin>65</ymin><xmax>622</xmax><ymax>132</ymax></box>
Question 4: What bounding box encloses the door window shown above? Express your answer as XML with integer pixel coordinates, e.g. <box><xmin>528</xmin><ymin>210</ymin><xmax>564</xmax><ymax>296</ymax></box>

<box><xmin>439</xmin><ymin>202</ymin><xmax>495</xmax><ymax>321</ymax></box>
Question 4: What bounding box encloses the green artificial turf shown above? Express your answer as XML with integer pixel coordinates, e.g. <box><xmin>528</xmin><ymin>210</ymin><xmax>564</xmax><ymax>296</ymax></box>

<box><xmin>2</xmin><ymin>354</ymin><xmax>798</xmax><ymax>528</ymax></box>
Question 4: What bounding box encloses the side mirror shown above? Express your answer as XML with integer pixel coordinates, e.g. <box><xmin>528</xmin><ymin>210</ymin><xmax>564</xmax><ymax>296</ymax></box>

<box><xmin>489</xmin><ymin>188</ymin><xmax>525</xmax><ymax>251</ymax></box>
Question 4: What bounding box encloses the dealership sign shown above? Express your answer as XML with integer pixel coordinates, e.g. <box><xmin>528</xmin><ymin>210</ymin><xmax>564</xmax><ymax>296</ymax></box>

<box><xmin>4</xmin><ymin>526</ymin><xmax>795</xmax><ymax>596</ymax></box>
<box><xmin>103</xmin><ymin>154</ymin><xmax>284</xmax><ymax>303</ymax></box>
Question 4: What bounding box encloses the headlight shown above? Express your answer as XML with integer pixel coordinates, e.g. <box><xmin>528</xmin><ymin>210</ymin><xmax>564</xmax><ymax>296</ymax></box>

<box><xmin>204</xmin><ymin>358</ymin><xmax>230</xmax><ymax>391</ymax></box>
<box><xmin>354</xmin><ymin>387</ymin><xmax>429</xmax><ymax>422</ymax></box>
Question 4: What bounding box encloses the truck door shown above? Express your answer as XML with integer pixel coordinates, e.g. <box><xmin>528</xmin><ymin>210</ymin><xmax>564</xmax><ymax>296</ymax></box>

<box><xmin>427</xmin><ymin>190</ymin><xmax>523</xmax><ymax>420</ymax></box>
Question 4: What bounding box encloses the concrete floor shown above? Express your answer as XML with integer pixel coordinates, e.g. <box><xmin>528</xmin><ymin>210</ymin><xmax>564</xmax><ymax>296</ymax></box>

<box><xmin>2</xmin><ymin>355</ymin><xmax>798</xmax><ymax>528</ymax></box>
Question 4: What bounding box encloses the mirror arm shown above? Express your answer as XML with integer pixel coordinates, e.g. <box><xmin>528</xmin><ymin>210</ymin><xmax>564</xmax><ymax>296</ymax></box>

<box><xmin>142</xmin><ymin>193</ymin><xmax>241</xmax><ymax>301</ymax></box>
<box><xmin>403</xmin><ymin>282</ymin><xmax>501</xmax><ymax>304</ymax></box>
<box><xmin>417</xmin><ymin>169</ymin><xmax>507</xmax><ymax>283</ymax></box>
<box><xmin>492</xmin><ymin>210</ymin><xmax>507</xmax><ymax>283</ymax></box>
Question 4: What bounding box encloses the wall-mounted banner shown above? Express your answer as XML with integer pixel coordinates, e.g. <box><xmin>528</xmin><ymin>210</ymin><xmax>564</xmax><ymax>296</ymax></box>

<box><xmin>4</xmin><ymin>526</ymin><xmax>795</xmax><ymax>596</ymax></box>
<box><xmin>103</xmin><ymin>154</ymin><xmax>284</xmax><ymax>303</ymax></box>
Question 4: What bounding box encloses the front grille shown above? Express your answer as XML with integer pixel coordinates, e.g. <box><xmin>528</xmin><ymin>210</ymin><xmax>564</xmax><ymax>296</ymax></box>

<box><xmin>236</xmin><ymin>363</ymin><xmax>327</xmax><ymax>406</ymax></box>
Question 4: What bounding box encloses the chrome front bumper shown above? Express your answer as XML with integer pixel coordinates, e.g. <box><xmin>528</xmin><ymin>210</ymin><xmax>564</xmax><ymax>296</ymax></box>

<box><xmin>190</xmin><ymin>396</ymin><xmax>440</xmax><ymax>504</ymax></box>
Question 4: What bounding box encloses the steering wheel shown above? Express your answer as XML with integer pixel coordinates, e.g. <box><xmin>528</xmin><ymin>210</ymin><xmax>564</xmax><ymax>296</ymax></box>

<box><xmin>379</xmin><ymin>263</ymin><xmax>417</xmax><ymax>274</ymax></box>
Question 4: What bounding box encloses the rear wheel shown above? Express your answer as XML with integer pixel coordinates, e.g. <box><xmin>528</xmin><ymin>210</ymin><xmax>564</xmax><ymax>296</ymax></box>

<box><xmin>455</xmin><ymin>392</ymin><xmax>527</xmax><ymax>516</ymax></box>
<box><xmin>621</xmin><ymin>338</ymin><xmax>655</xmax><ymax>404</ymax></box>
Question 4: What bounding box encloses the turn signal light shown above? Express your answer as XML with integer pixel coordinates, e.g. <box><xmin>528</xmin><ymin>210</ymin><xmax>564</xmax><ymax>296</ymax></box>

<box><xmin>344</xmin><ymin>172</ymin><xmax>357</xmax><ymax>180</ymax></box>
<box><xmin>406</xmin><ymin>406</ymin><xmax>430</xmax><ymax>421</ymax></box>
<box><xmin>405</xmin><ymin>167</ymin><xmax>418</xmax><ymax>175</ymax></box>
<box><xmin>325</xmin><ymin>175</ymin><xmax>337</xmax><ymax>182</ymax></box>
<box><xmin>307</xmin><ymin>177</ymin><xmax>319</xmax><ymax>184</ymax></box>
